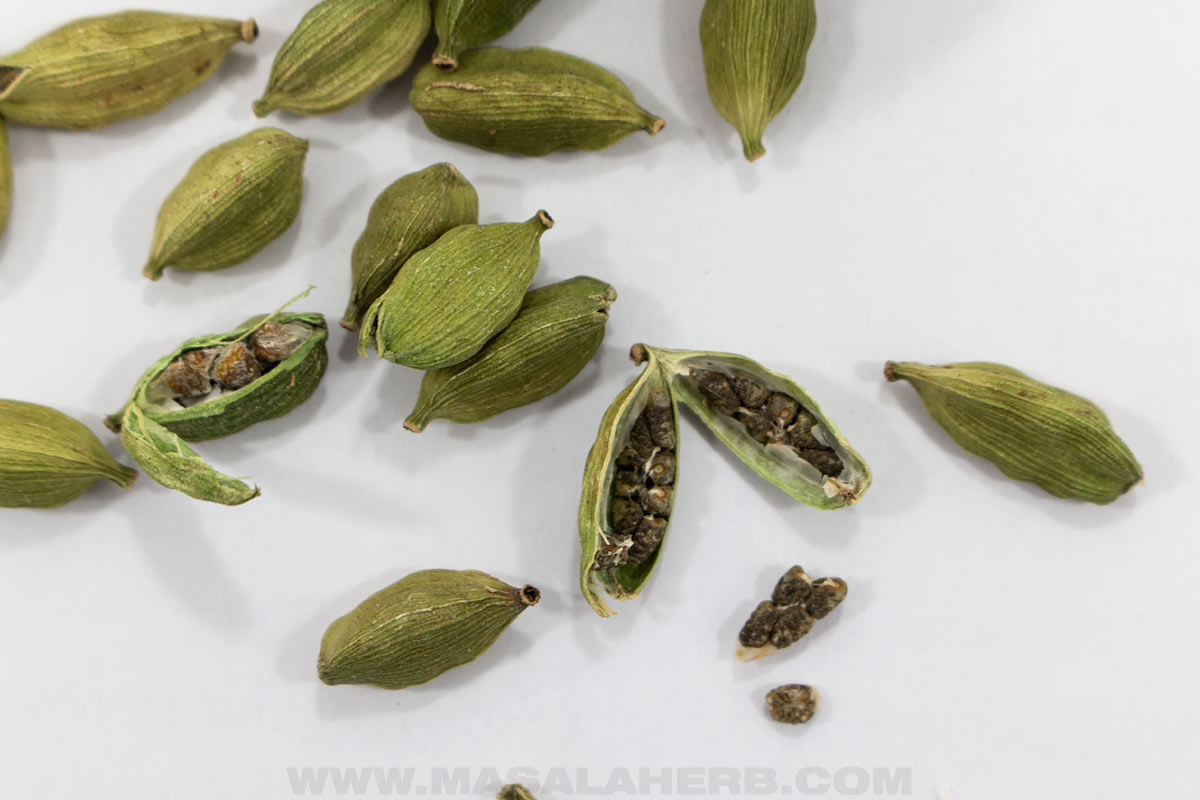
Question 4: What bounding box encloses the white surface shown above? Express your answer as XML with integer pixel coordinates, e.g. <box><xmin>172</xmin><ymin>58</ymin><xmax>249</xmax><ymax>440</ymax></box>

<box><xmin>2</xmin><ymin>1</ymin><xmax>1197</xmax><ymax>798</ymax></box>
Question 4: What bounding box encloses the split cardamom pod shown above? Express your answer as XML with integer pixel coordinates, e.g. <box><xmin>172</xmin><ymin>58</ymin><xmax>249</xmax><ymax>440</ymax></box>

<box><xmin>0</xmin><ymin>12</ymin><xmax>257</xmax><ymax>130</ymax></box>
<box><xmin>700</xmin><ymin>0</ymin><xmax>817</xmax><ymax>161</ymax></box>
<box><xmin>885</xmin><ymin>360</ymin><xmax>1144</xmax><ymax>504</ymax></box>
<box><xmin>432</xmin><ymin>0</ymin><xmax>542</xmax><ymax>72</ymax></box>
<box><xmin>359</xmin><ymin>211</ymin><xmax>553</xmax><ymax>369</ymax></box>
<box><xmin>1</xmin><ymin>399</ymin><xmax>137</xmax><ymax>508</ymax></box>
<box><xmin>405</xmin><ymin>276</ymin><xmax>616</xmax><ymax>432</ymax></box>
<box><xmin>342</xmin><ymin>163</ymin><xmax>479</xmax><ymax>331</ymax></box>
<box><xmin>766</xmin><ymin>684</ymin><xmax>820</xmax><ymax>724</ymax></box>
<box><xmin>143</xmin><ymin>128</ymin><xmax>309</xmax><ymax>280</ymax></box>
<box><xmin>579</xmin><ymin>353</ymin><xmax>680</xmax><ymax>617</ymax></box>
<box><xmin>318</xmin><ymin>569</ymin><xmax>540</xmax><ymax>690</ymax></box>
<box><xmin>738</xmin><ymin>565</ymin><xmax>846</xmax><ymax>661</ymax></box>
<box><xmin>0</xmin><ymin>115</ymin><xmax>10</xmax><ymax>242</ymax></box>
<box><xmin>106</xmin><ymin>309</ymin><xmax>328</xmax><ymax>505</ymax></box>
<box><xmin>411</xmin><ymin>48</ymin><xmax>665</xmax><ymax>156</ymax></box>
<box><xmin>254</xmin><ymin>0</ymin><xmax>430</xmax><ymax>117</ymax></box>
<box><xmin>638</xmin><ymin>345</ymin><xmax>871</xmax><ymax>508</ymax></box>
<box><xmin>498</xmin><ymin>785</ymin><xmax>538</xmax><ymax>800</ymax></box>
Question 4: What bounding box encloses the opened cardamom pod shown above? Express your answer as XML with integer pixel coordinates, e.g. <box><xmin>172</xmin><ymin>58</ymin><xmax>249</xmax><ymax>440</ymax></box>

<box><xmin>432</xmin><ymin>0</ymin><xmax>542</xmax><ymax>71</ymax></box>
<box><xmin>342</xmin><ymin>163</ymin><xmax>479</xmax><ymax>331</ymax></box>
<box><xmin>885</xmin><ymin>360</ymin><xmax>1144</xmax><ymax>504</ymax></box>
<box><xmin>0</xmin><ymin>115</ymin><xmax>10</xmax><ymax>242</ymax></box>
<box><xmin>318</xmin><ymin>569</ymin><xmax>540</xmax><ymax>690</ymax></box>
<box><xmin>143</xmin><ymin>128</ymin><xmax>309</xmax><ymax>280</ymax></box>
<box><xmin>1</xmin><ymin>399</ymin><xmax>137</xmax><ymax>508</ymax></box>
<box><xmin>405</xmin><ymin>276</ymin><xmax>616</xmax><ymax>431</ymax></box>
<box><xmin>254</xmin><ymin>0</ymin><xmax>430</xmax><ymax>117</ymax></box>
<box><xmin>359</xmin><ymin>212</ymin><xmax>553</xmax><ymax>369</ymax></box>
<box><xmin>700</xmin><ymin>0</ymin><xmax>817</xmax><ymax>161</ymax></box>
<box><xmin>411</xmin><ymin>48</ymin><xmax>665</xmax><ymax>156</ymax></box>
<box><xmin>0</xmin><ymin>12</ymin><xmax>257</xmax><ymax>130</ymax></box>
<box><xmin>738</xmin><ymin>565</ymin><xmax>846</xmax><ymax>661</ymax></box>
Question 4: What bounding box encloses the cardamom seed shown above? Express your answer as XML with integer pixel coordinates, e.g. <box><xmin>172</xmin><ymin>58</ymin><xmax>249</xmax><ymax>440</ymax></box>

<box><xmin>637</xmin><ymin>345</ymin><xmax>871</xmax><ymax>508</ymax></box>
<box><xmin>0</xmin><ymin>115</ymin><xmax>11</xmax><ymax>242</ymax></box>
<box><xmin>700</xmin><ymin>0</ymin><xmax>817</xmax><ymax>161</ymax></box>
<box><xmin>254</xmin><ymin>0</ymin><xmax>430</xmax><ymax>117</ymax></box>
<box><xmin>342</xmin><ymin>163</ymin><xmax>479</xmax><ymax>331</ymax></box>
<box><xmin>498</xmin><ymin>785</ymin><xmax>538</xmax><ymax>800</ymax></box>
<box><xmin>432</xmin><ymin>0</ymin><xmax>542</xmax><ymax>72</ymax></box>
<box><xmin>411</xmin><ymin>47</ymin><xmax>665</xmax><ymax>156</ymax></box>
<box><xmin>0</xmin><ymin>399</ymin><xmax>137</xmax><ymax>508</ymax></box>
<box><xmin>766</xmin><ymin>684</ymin><xmax>820</xmax><ymax>724</ymax></box>
<box><xmin>143</xmin><ymin>128</ymin><xmax>309</xmax><ymax>280</ymax></box>
<box><xmin>359</xmin><ymin>212</ymin><xmax>554</xmax><ymax>369</ymax></box>
<box><xmin>738</xmin><ymin>565</ymin><xmax>846</xmax><ymax>661</ymax></box>
<box><xmin>885</xmin><ymin>360</ymin><xmax>1144</xmax><ymax>504</ymax></box>
<box><xmin>106</xmin><ymin>307</ymin><xmax>328</xmax><ymax>505</ymax></box>
<box><xmin>0</xmin><ymin>12</ymin><xmax>257</xmax><ymax>130</ymax></box>
<box><xmin>318</xmin><ymin>569</ymin><xmax>540</xmax><ymax>689</ymax></box>
<box><xmin>404</xmin><ymin>275</ymin><xmax>616</xmax><ymax>431</ymax></box>
<box><xmin>579</xmin><ymin>350</ymin><xmax>680</xmax><ymax>617</ymax></box>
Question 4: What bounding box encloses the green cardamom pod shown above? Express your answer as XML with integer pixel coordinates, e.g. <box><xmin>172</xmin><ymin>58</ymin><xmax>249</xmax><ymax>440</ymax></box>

<box><xmin>411</xmin><ymin>48</ymin><xmax>665</xmax><ymax>156</ymax></box>
<box><xmin>432</xmin><ymin>0</ymin><xmax>542</xmax><ymax>72</ymax></box>
<box><xmin>579</xmin><ymin>352</ymin><xmax>680</xmax><ymax>617</ymax></box>
<box><xmin>405</xmin><ymin>276</ymin><xmax>616</xmax><ymax>432</ymax></box>
<box><xmin>0</xmin><ymin>12</ymin><xmax>257</xmax><ymax>130</ymax></box>
<box><xmin>318</xmin><ymin>569</ymin><xmax>540</xmax><ymax>689</ymax></box>
<box><xmin>1</xmin><ymin>399</ymin><xmax>137</xmax><ymax>508</ymax></box>
<box><xmin>253</xmin><ymin>0</ymin><xmax>431</xmax><ymax>117</ymax></box>
<box><xmin>143</xmin><ymin>128</ymin><xmax>308</xmax><ymax>280</ymax></box>
<box><xmin>641</xmin><ymin>345</ymin><xmax>871</xmax><ymax>509</ymax></box>
<box><xmin>342</xmin><ymin>163</ymin><xmax>479</xmax><ymax>331</ymax></box>
<box><xmin>359</xmin><ymin>211</ymin><xmax>554</xmax><ymax>369</ymax></box>
<box><xmin>0</xmin><ymin>115</ymin><xmax>11</xmax><ymax>242</ymax></box>
<box><xmin>700</xmin><ymin>0</ymin><xmax>817</xmax><ymax>161</ymax></box>
<box><xmin>106</xmin><ymin>309</ymin><xmax>328</xmax><ymax>505</ymax></box>
<box><xmin>498</xmin><ymin>785</ymin><xmax>539</xmax><ymax>800</ymax></box>
<box><xmin>885</xmin><ymin>360</ymin><xmax>1143</xmax><ymax>504</ymax></box>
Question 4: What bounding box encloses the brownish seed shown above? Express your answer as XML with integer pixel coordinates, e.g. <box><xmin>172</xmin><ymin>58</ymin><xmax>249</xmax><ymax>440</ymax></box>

<box><xmin>732</xmin><ymin>375</ymin><xmax>771</xmax><ymax>408</ymax></box>
<box><xmin>593</xmin><ymin>541</ymin><xmax>631</xmax><ymax>570</ymax></box>
<box><xmin>766</xmin><ymin>684</ymin><xmax>820</xmax><ymax>724</ymax></box>
<box><xmin>796</xmin><ymin>447</ymin><xmax>844</xmax><ymax>477</ymax></box>
<box><xmin>735</xmin><ymin>409</ymin><xmax>775</xmax><ymax>444</ymax></box>
<box><xmin>251</xmin><ymin>321</ymin><xmax>308</xmax><ymax>362</ymax></box>
<box><xmin>640</xmin><ymin>485</ymin><xmax>672</xmax><ymax>516</ymax></box>
<box><xmin>771</xmin><ymin>565</ymin><xmax>813</xmax><ymax>606</ymax></box>
<box><xmin>211</xmin><ymin>342</ymin><xmax>263</xmax><ymax>389</ymax></box>
<box><xmin>643</xmin><ymin>390</ymin><xmax>676</xmax><ymax>449</ymax></box>
<box><xmin>805</xmin><ymin>578</ymin><xmax>848</xmax><ymax>620</ymax></box>
<box><xmin>765</xmin><ymin>393</ymin><xmax>800</xmax><ymax>427</ymax></box>
<box><xmin>769</xmin><ymin>604</ymin><xmax>815</xmax><ymax>649</ymax></box>
<box><xmin>629</xmin><ymin>414</ymin><xmax>655</xmax><ymax>457</ymax></box>
<box><xmin>610</xmin><ymin>498</ymin><xmax>643</xmax><ymax>535</ymax></box>
<box><xmin>627</xmin><ymin>516</ymin><xmax>666</xmax><ymax>565</ymax></box>
<box><xmin>163</xmin><ymin>349</ymin><xmax>216</xmax><ymax>397</ymax></box>
<box><xmin>693</xmin><ymin>368</ymin><xmax>740</xmax><ymax>414</ymax></box>
<box><xmin>648</xmin><ymin>451</ymin><xmax>676</xmax><ymax>485</ymax></box>
<box><xmin>738</xmin><ymin>600</ymin><xmax>779</xmax><ymax>648</ymax></box>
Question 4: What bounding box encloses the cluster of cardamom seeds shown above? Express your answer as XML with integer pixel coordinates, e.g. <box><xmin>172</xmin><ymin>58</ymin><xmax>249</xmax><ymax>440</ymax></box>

<box><xmin>161</xmin><ymin>322</ymin><xmax>314</xmax><ymax>404</ymax></box>
<box><xmin>738</xmin><ymin>565</ymin><xmax>847</xmax><ymax>659</ymax></box>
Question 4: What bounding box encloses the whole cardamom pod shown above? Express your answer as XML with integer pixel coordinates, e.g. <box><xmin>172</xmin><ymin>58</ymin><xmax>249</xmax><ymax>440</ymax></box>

<box><xmin>0</xmin><ymin>115</ymin><xmax>11</xmax><ymax>242</ymax></box>
<box><xmin>1</xmin><ymin>399</ymin><xmax>137</xmax><ymax>508</ymax></box>
<box><xmin>498</xmin><ymin>785</ymin><xmax>539</xmax><ymax>800</ymax></box>
<box><xmin>885</xmin><ymin>361</ymin><xmax>1143</xmax><ymax>504</ymax></box>
<box><xmin>432</xmin><ymin>0</ymin><xmax>542</xmax><ymax>71</ymax></box>
<box><xmin>359</xmin><ymin>211</ymin><xmax>554</xmax><ymax>369</ymax></box>
<box><xmin>143</xmin><ymin>128</ymin><xmax>309</xmax><ymax>280</ymax></box>
<box><xmin>253</xmin><ymin>0</ymin><xmax>431</xmax><ymax>117</ymax></box>
<box><xmin>700</xmin><ymin>0</ymin><xmax>817</xmax><ymax>161</ymax></box>
<box><xmin>0</xmin><ymin>12</ymin><xmax>257</xmax><ymax>130</ymax></box>
<box><xmin>405</xmin><ymin>276</ymin><xmax>616</xmax><ymax>431</ymax></box>
<box><xmin>318</xmin><ymin>569</ymin><xmax>540</xmax><ymax>690</ymax></box>
<box><xmin>411</xmin><ymin>48</ymin><xmax>665</xmax><ymax>156</ymax></box>
<box><xmin>342</xmin><ymin>163</ymin><xmax>479</xmax><ymax>331</ymax></box>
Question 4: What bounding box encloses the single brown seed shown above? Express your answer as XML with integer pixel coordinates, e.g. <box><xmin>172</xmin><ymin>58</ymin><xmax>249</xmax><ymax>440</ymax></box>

<box><xmin>805</xmin><ymin>577</ymin><xmax>848</xmax><ymax>620</ymax></box>
<box><xmin>769</xmin><ymin>604</ymin><xmax>815</xmax><ymax>649</ymax></box>
<box><xmin>615</xmin><ymin>445</ymin><xmax>643</xmax><ymax>469</ymax></box>
<box><xmin>627</xmin><ymin>516</ymin><xmax>666</xmax><ymax>565</ymax></box>
<box><xmin>732</xmin><ymin>375</ymin><xmax>771</xmax><ymax>408</ymax></box>
<box><xmin>796</xmin><ymin>447</ymin><xmax>844</xmax><ymax>477</ymax></box>
<box><xmin>613</xmin><ymin>469</ymin><xmax>643</xmax><ymax>498</ymax></box>
<box><xmin>252</xmin><ymin>321</ymin><xmax>309</xmax><ymax>362</ymax></box>
<box><xmin>648</xmin><ymin>451</ymin><xmax>676</xmax><ymax>485</ymax></box>
<box><xmin>693</xmin><ymin>368</ymin><xmax>741</xmax><ymax>414</ymax></box>
<box><xmin>594</xmin><ymin>541</ymin><xmax>631</xmax><ymax>570</ymax></box>
<box><xmin>643</xmin><ymin>391</ymin><xmax>677</xmax><ymax>449</ymax></box>
<box><xmin>766</xmin><ymin>684</ymin><xmax>820</xmax><ymax>725</ymax></box>
<box><xmin>640</xmin><ymin>485</ymin><xmax>672</xmax><ymax>516</ymax></box>
<box><xmin>211</xmin><ymin>342</ymin><xmax>263</xmax><ymax>390</ymax></box>
<box><xmin>786</xmin><ymin>411</ymin><xmax>821</xmax><ymax>448</ymax></box>
<box><xmin>610</xmin><ymin>497</ymin><xmax>643</xmax><ymax>535</ymax></box>
<box><xmin>163</xmin><ymin>349</ymin><xmax>217</xmax><ymax>397</ymax></box>
<box><xmin>629</xmin><ymin>414</ymin><xmax>655</xmax><ymax>457</ymax></box>
<box><xmin>735</xmin><ymin>409</ymin><xmax>775</xmax><ymax>444</ymax></box>
<box><xmin>738</xmin><ymin>600</ymin><xmax>780</xmax><ymax>648</ymax></box>
<box><xmin>771</xmin><ymin>565</ymin><xmax>813</xmax><ymax>606</ymax></box>
<box><xmin>765</xmin><ymin>393</ymin><xmax>800</xmax><ymax>427</ymax></box>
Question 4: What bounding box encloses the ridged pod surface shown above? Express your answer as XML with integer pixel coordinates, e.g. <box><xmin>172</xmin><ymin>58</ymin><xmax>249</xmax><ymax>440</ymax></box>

<box><xmin>0</xmin><ymin>115</ymin><xmax>10</xmax><ymax>242</ymax></box>
<box><xmin>700</xmin><ymin>0</ymin><xmax>816</xmax><ymax>161</ymax></box>
<box><xmin>254</xmin><ymin>0</ymin><xmax>430</xmax><ymax>117</ymax></box>
<box><xmin>411</xmin><ymin>48</ymin><xmax>665</xmax><ymax>156</ymax></box>
<box><xmin>0</xmin><ymin>11</ymin><xmax>257</xmax><ymax>130</ymax></box>
<box><xmin>432</xmin><ymin>0</ymin><xmax>542</xmax><ymax>71</ymax></box>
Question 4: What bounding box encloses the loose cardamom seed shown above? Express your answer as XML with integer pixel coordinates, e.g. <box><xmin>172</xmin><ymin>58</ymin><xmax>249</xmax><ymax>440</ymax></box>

<box><xmin>885</xmin><ymin>360</ymin><xmax>1144</xmax><ymax>504</ymax></box>
<box><xmin>254</xmin><ymin>0</ymin><xmax>430</xmax><ymax>117</ymax></box>
<box><xmin>359</xmin><ymin>212</ymin><xmax>554</xmax><ymax>369</ymax></box>
<box><xmin>498</xmin><ymin>785</ymin><xmax>539</xmax><ymax>800</ymax></box>
<box><xmin>143</xmin><ymin>128</ymin><xmax>309</xmax><ymax>280</ymax></box>
<box><xmin>766</xmin><ymin>684</ymin><xmax>820</xmax><ymax>724</ymax></box>
<box><xmin>342</xmin><ymin>163</ymin><xmax>479</xmax><ymax>331</ymax></box>
<box><xmin>738</xmin><ymin>565</ymin><xmax>846</xmax><ymax>661</ymax></box>
<box><xmin>411</xmin><ymin>48</ymin><xmax>665</xmax><ymax>156</ymax></box>
<box><xmin>0</xmin><ymin>399</ymin><xmax>137</xmax><ymax>508</ymax></box>
<box><xmin>0</xmin><ymin>115</ymin><xmax>11</xmax><ymax>242</ymax></box>
<box><xmin>432</xmin><ymin>0</ymin><xmax>542</xmax><ymax>72</ymax></box>
<box><xmin>700</xmin><ymin>0</ymin><xmax>817</xmax><ymax>161</ymax></box>
<box><xmin>0</xmin><ymin>12</ymin><xmax>257</xmax><ymax>130</ymax></box>
<box><xmin>405</xmin><ymin>275</ymin><xmax>616</xmax><ymax>431</ymax></box>
<box><xmin>318</xmin><ymin>569</ymin><xmax>540</xmax><ymax>690</ymax></box>
<box><xmin>637</xmin><ymin>345</ymin><xmax>871</xmax><ymax>508</ymax></box>
<box><xmin>106</xmin><ymin>307</ymin><xmax>328</xmax><ymax>505</ymax></box>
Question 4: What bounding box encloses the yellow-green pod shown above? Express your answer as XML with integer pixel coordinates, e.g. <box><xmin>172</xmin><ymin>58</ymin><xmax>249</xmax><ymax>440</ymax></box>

<box><xmin>432</xmin><ymin>0</ymin><xmax>542</xmax><ymax>71</ymax></box>
<box><xmin>0</xmin><ymin>115</ymin><xmax>10</xmax><ymax>242</ymax></box>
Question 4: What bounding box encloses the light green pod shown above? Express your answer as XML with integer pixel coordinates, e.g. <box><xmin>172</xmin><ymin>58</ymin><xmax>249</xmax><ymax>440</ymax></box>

<box><xmin>318</xmin><ymin>569</ymin><xmax>540</xmax><ymax>690</ymax></box>
<box><xmin>253</xmin><ymin>0</ymin><xmax>431</xmax><ymax>117</ymax></box>
<box><xmin>0</xmin><ymin>12</ymin><xmax>257</xmax><ymax>130</ymax></box>
<box><xmin>143</xmin><ymin>128</ymin><xmax>309</xmax><ymax>280</ymax></box>
<box><xmin>700</xmin><ymin>0</ymin><xmax>817</xmax><ymax>161</ymax></box>
<box><xmin>0</xmin><ymin>399</ymin><xmax>137</xmax><ymax>509</ymax></box>
<box><xmin>0</xmin><ymin>115</ymin><xmax>10</xmax><ymax>242</ymax></box>
<box><xmin>885</xmin><ymin>361</ymin><xmax>1143</xmax><ymax>504</ymax></box>
<box><xmin>432</xmin><ymin>0</ymin><xmax>542</xmax><ymax>72</ymax></box>
<box><xmin>411</xmin><ymin>48</ymin><xmax>665</xmax><ymax>156</ymax></box>
<box><xmin>404</xmin><ymin>276</ymin><xmax>616</xmax><ymax>431</ymax></box>
<box><xmin>359</xmin><ymin>211</ymin><xmax>554</xmax><ymax>369</ymax></box>
<box><xmin>342</xmin><ymin>163</ymin><xmax>479</xmax><ymax>331</ymax></box>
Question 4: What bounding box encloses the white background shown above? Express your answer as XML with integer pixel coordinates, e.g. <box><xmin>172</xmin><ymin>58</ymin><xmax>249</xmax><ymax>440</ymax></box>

<box><xmin>2</xmin><ymin>1</ymin><xmax>1197</xmax><ymax>797</ymax></box>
